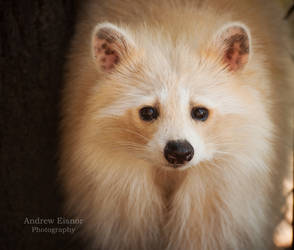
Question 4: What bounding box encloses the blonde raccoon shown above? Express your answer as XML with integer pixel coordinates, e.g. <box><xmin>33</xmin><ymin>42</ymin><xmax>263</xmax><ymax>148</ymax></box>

<box><xmin>60</xmin><ymin>0</ymin><xmax>293</xmax><ymax>249</ymax></box>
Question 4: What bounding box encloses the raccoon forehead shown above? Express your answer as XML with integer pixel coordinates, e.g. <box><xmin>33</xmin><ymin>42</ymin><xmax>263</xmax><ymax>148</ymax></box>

<box><xmin>96</xmin><ymin>82</ymin><xmax>245</xmax><ymax>118</ymax></box>
<box><xmin>191</xmin><ymin>89</ymin><xmax>247</xmax><ymax>114</ymax></box>
<box><xmin>97</xmin><ymin>95</ymin><xmax>155</xmax><ymax>118</ymax></box>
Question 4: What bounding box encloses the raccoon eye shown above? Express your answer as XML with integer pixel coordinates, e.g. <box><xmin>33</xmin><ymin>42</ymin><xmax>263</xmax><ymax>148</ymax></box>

<box><xmin>191</xmin><ymin>107</ymin><xmax>209</xmax><ymax>121</ymax></box>
<box><xmin>139</xmin><ymin>106</ymin><xmax>159</xmax><ymax>121</ymax></box>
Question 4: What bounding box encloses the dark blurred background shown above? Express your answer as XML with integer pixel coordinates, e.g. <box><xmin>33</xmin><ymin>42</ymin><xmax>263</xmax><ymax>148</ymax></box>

<box><xmin>0</xmin><ymin>0</ymin><xmax>293</xmax><ymax>250</ymax></box>
<box><xmin>0</xmin><ymin>1</ymin><xmax>83</xmax><ymax>249</ymax></box>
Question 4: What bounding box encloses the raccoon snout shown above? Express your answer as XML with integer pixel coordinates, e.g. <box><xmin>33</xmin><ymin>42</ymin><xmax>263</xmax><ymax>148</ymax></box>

<box><xmin>164</xmin><ymin>140</ymin><xmax>194</xmax><ymax>166</ymax></box>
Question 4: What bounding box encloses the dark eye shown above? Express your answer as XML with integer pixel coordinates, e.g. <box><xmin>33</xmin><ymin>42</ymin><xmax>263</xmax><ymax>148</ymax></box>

<box><xmin>139</xmin><ymin>106</ymin><xmax>159</xmax><ymax>121</ymax></box>
<box><xmin>191</xmin><ymin>107</ymin><xmax>209</xmax><ymax>121</ymax></box>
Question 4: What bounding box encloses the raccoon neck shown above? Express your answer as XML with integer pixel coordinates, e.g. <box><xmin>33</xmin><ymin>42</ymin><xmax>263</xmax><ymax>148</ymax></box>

<box><xmin>153</xmin><ymin>168</ymin><xmax>187</xmax><ymax>206</ymax></box>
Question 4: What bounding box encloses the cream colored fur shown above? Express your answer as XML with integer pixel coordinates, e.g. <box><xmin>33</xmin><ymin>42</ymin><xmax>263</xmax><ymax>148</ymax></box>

<box><xmin>60</xmin><ymin>0</ymin><xmax>293</xmax><ymax>249</ymax></box>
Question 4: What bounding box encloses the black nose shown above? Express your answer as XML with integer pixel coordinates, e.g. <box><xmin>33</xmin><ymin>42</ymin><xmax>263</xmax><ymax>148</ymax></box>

<box><xmin>164</xmin><ymin>140</ymin><xmax>194</xmax><ymax>166</ymax></box>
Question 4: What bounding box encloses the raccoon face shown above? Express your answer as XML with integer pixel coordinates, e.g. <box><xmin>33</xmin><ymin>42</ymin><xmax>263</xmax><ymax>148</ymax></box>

<box><xmin>138</xmin><ymin>106</ymin><xmax>209</xmax><ymax>166</ymax></box>
<box><xmin>91</xmin><ymin>22</ymin><xmax>251</xmax><ymax>170</ymax></box>
<box><xmin>141</xmin><ymin>87</ymin><xmax>215</xmax><ymax>170</ymax></box>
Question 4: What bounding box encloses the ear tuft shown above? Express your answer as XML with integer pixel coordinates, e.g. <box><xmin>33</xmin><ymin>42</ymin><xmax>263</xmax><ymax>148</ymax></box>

<box><xmin>216</xmin><ymin>23</ymin><xmax>250</xmax><ymax>72</ymax></box>
<box><xmin>92</xmin><ymin>23</ymin><xmax>134</xmax><ymax>72</ymax></box>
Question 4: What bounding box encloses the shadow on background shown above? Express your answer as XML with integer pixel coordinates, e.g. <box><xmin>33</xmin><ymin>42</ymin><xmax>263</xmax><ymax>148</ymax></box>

<box><xmin>0</xmin><ymin>1</ymin><xmax>83</xmax><ymax>249</ymax></box>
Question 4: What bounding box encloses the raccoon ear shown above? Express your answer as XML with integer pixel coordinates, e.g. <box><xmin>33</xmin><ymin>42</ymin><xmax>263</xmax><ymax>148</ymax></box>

<box><xmin>215</xmin><ymin>23</ymin><xmax>250</xmax><ymax>72</ymax></box>
<box><xmin>92</xmin><ymin>22</ymin><xmax>135</xmax><ymax>72</ymax></box>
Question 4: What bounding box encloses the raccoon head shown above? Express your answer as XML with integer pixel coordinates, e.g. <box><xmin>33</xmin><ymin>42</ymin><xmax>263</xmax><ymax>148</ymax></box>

<box><xmin>89</xmin><ymin>22</ymin><xmax>259</xmax><ymax>171</ymax></box>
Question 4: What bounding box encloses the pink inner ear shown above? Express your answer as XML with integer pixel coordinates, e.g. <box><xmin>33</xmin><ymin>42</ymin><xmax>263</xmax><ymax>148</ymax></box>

<box><xmin>223</xmin><ymin>29</ymin><xmax>249</xmax><ymax>71</ymax></box>
<box><xmin>93</xmin><ymin>35</ymin><xmax>120</xmax><ymax>71</ymax></box>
